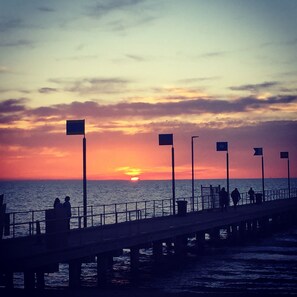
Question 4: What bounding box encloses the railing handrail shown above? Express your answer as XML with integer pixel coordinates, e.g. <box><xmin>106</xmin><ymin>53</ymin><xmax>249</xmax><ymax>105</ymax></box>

<box><xmin>2</xmin><ymin>187</ymin><xmax>296</xmax><ymax>239</ymax></box>
<box><xmin>6</xmin><ymin>187</ymin><xmax>291</xmax><ymax>215</ymax></box>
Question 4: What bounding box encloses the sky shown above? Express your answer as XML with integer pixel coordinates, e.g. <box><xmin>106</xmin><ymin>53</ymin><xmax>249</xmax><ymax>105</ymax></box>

<box><xmin>0</xmin><ymin>0</ymin><xmax>297</xmax><ymax>181</ymax></box>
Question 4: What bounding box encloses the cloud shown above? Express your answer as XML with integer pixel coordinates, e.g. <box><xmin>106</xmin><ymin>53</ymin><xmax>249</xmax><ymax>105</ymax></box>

<box><xmin>125</xmin><ymin>54</ymin><xmax>146</xmax><ymax>62</ymax></box>
<box><xmin>115</xmin><ymin>166</ymin><xmax>142</xmax><ymax>176</ymax></box>
<box><xmin>106</xmin><ymin>15</ymin><xmax>156</xmax><ymax>32</ymax></box>
<box><xmin>38</xmin><ymin>6</ymin><xmax>56</xmax><ymax>13</ymax></box>
<box><xmin>177</xmin><ymin>77</ymin><xmax>221</xmax><ymax>84</ymax></box>
<box><xmin>0</xmin><ymin>66</ymin><xmax>11</xmax><ymax>74</ymax></box>
<box><xmin>1</xmin><ymin>97</ymin><xmax>296</xmax><ymax>171</ymax></box>
<box><xmin>2</xmin><ymin>94</ymin><xmax>296</xmax><ymax>128</ymax></box>
<box><xmin>230</xmin><ymin>81</ymin><xmax>279</xmax><ymax>92</ymax></box>
<box><xmin>50</xmin><ymin>77</ymin><xmax>131</xmax><ymax>95</ymax></box>
<box><xmin>0</xmin><ymin>98</ymin><xmax>28</xmax><ymax>113</ymax></box>
<box><xmin>260</xmin><ymin>37</ymin><xmax>297</xmax><ymax>48</ymax></box>
<box><xmin>84</xmin><ymin>0</ymin><xmax>158</xmax><ymax>33</ymax></box>
<box><xmin>86</xmin><ymin>0</ymin><xmax>145</xmax><ymax>18</ymax></box>
<box><xmin>56</xmin><ymin>55</ymin><xmax>98</xmax><ymax>61</ymax></box>
<box><xmin>198</xmin><ymin>51</ymin><xmax>227</xmax><ymax>59</ymax></box>
<box><xmin>280</xmin><ymin>87</ymin><xmax>297</xmax><ymax>93</ymax></box>
<box><xmin>0</xmin><ymin>18</ymin><xmax>23</xmax><ymax>32</ymax></box>
<box><xmin>38</xmin><ymin>88</ymin><xmax>58</xmax><ymax>94</ymax></box>
<box><xmin>0</xmin><ymin>98</ymin><xmax>28</xmax><ymax>124</ymax></box>
<box><xmin>0</xmin><ymin>39</ymin><xmax>34</xmax><ymax>48</ymax></box>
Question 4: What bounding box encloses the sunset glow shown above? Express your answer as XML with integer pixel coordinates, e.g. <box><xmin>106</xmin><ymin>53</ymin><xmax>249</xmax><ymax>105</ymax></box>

<box><xmin>0</xmin><ymin>1</ymin><xmax>296</xmax><ymax>180</ymax></box>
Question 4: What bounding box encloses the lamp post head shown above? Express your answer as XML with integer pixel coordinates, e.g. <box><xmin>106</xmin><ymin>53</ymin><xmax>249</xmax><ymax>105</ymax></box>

<box><xmin>192</xmin><ymin>135</ymin><xmax>199</xmax><ymax>139</ymax></box>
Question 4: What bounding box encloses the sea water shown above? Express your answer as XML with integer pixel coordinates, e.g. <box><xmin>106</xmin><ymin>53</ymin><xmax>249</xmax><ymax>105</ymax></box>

<box><xmin>1</xmin><ymin>178</ymin><xmax>297</xmax><ymax>293</ymax></box>
<box><xmin>1</xmin><ymin>178</ymin><xmax>295</xmax><ymax>212</ymax></box>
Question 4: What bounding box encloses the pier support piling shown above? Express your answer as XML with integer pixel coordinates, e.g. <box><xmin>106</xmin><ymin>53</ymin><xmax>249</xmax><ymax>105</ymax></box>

<box><xmin>24</xmin><ymin>270</ymin><xmax>35</xmax><ymax>289</ymax></box>
<box><xmin>4</xmin><ymin>272</ymin><xmax>14</xmax><ymax>289</ymax></box>
<box><xmin>130</xmin><ymin>247</ymin><xmax>140</xmax><ymax>273</ymax></box>
<box><xmin>209</xmin><ymin>228</ymin><xmax>220</xmax><ymax>246</ymax></box>
<box><xmin>97</xmin><ymin>253</ymin><xmax>112</xmax><ymax>285</ymax></box>
<box><xmin>239</xmin><ymin>221</ymin><xmax>247</xmax><ymax>241</ymax></box>
<box><xmin>69</xmin><ymin>260</ymin><xmax>81</xmax><ymax>288</ymax></box>
<box><xmin>229</xmin><ymin>224</ymin><xmax>240</xmax><ymax>243</ymax></box>
<box><xmin>36</xmin><ymin>271</ymin><xmax>45</xmax><ymax>289</ymax></box>
<box><xmin>153</xmin><ymin>241</ymin><xmax>163</xmax><ymax>261</ymax></box>
<box><xmin>195</xmin><ymin>231</ymin><xmax>205</xmax><ymax>250</ymax></box>
<box><xmin>174</xmin><ymin>235</ymin><xmax>188</xmax><ymax>256</ymax></box>
<box><xmin>258</xmin><ymin>217</ymin><xmax>269</xmax><ymax>234</ymax></box>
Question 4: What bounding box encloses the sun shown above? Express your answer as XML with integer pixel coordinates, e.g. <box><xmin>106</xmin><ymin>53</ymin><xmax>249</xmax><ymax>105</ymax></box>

<box><xmin>130</xmin><ymin>176</ymin><xmax>140</xmax><ymax>181</ymax></box>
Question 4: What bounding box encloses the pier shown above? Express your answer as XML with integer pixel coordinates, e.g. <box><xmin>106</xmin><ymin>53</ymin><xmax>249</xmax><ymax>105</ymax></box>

<box><xmin>1</xmin><ymin>188</ymin><xmax>297</xmax><ymax>290</ymax></box>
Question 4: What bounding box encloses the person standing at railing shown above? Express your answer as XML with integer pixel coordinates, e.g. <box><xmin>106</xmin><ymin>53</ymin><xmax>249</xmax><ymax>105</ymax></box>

<box><xmin>53</xmin><ymin>197</ymin><xmax>64</xmax><ymax>223</ymax></box>
<box><xmin>219</xmin><ymin>187</ymin><xmax>229</xmax><ymax>211</ymax></box>
<box><xmin>53</xmin><ymin>197</ymin><xmax>62</xmax><ymax>209</ymax></box>
<box><xmin>248</xmin><ymin>187</ymin><xmax>255</xmax><ymax>204</ymax></box>
<box><xmin>231</xmin><ymin>188</ymin><xmax>240</xmax><ymax>209</ymax></box>
<box><xmin>53</xmin><ymin>197</ymin><xmax>66</xmax><ymax>234</ymax></box>
<box><xmin>63</xmin><ymin>196</ymin><xmax>72</xmax><ymax>230</ymax></box>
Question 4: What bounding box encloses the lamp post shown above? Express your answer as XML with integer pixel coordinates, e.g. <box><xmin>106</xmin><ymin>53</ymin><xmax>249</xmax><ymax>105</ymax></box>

<box><xmin>159</xmin><ymin>134</ymin><xmax>175</xmax><ymax>215</ymax></box>
<box><xmin>216</xmin><ymin>142</ymin><xmax>229</xmax><ymax>198</ymax></box>
<box><xmin>254</xmin><ymin>147</ymin><xmax>265</xmax><ymax>201</ymax></box>
<box><xmin>66</xmin><ymin>119</ymin><xmax>87</xmax><ymax>228</ymax></box>
<box><xmin>280</xmin><ymin>152</ymin><xmax>290</xmax><ymax>198</ymax></box>
<box><xmin>191</xmin><ymin>136</ymin><xmax>199</xmax><ymax>211</ymax></box>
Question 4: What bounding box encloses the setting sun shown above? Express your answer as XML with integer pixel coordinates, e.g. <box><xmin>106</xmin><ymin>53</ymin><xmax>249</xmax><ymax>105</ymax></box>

<box><xmin>130</xmin><ymin>177</ymin><xmax>140</xmax><ymax>182</ymax></box>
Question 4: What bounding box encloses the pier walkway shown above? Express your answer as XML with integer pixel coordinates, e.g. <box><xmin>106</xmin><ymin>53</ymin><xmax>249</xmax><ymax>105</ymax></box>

<box><xmin>1</xmin><ymin>189</ymin><xmax>297</xmax><ymax>289</ymax></box>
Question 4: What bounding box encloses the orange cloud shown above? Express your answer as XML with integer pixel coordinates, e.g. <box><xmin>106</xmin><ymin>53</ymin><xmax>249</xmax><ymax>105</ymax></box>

<box><xmin>0</xmin><ymin>95</ymin><xmax>297</xmax><ymax>180</ymax></box>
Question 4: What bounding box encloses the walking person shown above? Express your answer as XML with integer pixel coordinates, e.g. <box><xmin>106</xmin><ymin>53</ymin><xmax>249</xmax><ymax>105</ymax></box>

<box><xmin>63</xmin><ymin>196</ymin><xmax>72</xmax><ymax>230</ymax></box>
<box><xmin>231</xmin><ymin>188</ymin><xmax>240</xmax><ymax>209</ymax></box>
<box><xmin>248</xmin><ymin>187</ymin><xmax>255</xmax><ymax>204</ymax></box>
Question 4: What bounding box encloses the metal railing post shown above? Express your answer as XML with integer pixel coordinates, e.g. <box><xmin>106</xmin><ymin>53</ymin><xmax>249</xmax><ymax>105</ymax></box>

<box><xmin>13</xmin><ymin>213</ymin><xmax>15</xmax><ymax>238</ymax></box>
<box><xmin>31</xmin><ymin>211</ymin><xmax>35</xmax><ymax>235</ymax></box>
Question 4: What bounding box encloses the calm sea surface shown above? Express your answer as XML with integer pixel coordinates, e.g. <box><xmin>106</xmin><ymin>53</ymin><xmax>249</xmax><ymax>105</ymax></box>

<box><xmin>1</xmin><ymin>178</ymin><xmax>297</xmax><ymax>293</ymax></box>
<box><xmin>1</xmin><ymin>178</ymin><xmax>296</xmax><ymax>212</ymax></box>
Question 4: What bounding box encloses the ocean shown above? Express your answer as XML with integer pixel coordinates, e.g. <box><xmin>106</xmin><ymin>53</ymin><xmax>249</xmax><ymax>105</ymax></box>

<box><xmin>2</xmin><ymin>178</ymin><xmax>295</xmax><ymax>212</ymax></box>
<box><xmin>1</xmin><ymin>178</ymin><xmax>297</xmax><ymax>294</ymax></box>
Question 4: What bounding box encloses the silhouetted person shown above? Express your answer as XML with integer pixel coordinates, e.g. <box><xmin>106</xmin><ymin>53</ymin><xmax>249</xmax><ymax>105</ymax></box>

<box><xmin>231</xmin><ymin>188</ymin><xmax>240</xmax><ymax>209</ymax></box>
<box><xmin>53</xmin><ymin>197</ymin><xmax>65</xmax><ymax>234</ymax></box>
<box><xmin>248</xmin><ymin>187</ymin><xmax>255</xmax><ymax>204</ymax></box>
<box><xmin>53</xmin><ymin>197</ymin><xmax>62</xmax><ymax>209</ymax></box>
<box><xmin>219</xmin><ymin>187</ymin><xmax>229</xmax><ymax>211</ymax></box>
<box><xmin>63</xmin><ymin>196</ymin><xmax>72</xmax><ymax>230</ymax></box>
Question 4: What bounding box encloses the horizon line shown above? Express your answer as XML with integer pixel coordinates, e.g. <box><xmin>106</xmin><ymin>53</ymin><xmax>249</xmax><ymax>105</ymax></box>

<box><xmin>0</xmin><ymin>177</ymin><xmax>295</xmax><ymax>182</ymax></box>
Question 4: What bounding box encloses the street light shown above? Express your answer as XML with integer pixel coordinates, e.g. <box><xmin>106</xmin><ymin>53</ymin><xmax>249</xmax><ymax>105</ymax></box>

<box><xmin>159</xmin><ymin>134</ymin><xmax>175</xmax><ymax>215</ymax></box>
<box><xmin>254</xmin><ymin>147</ymin><xmax>265</xmax><ymax>201</ymax></box>
<box><xmin>280</xmin><ymin>152</ymin><xmax>290</xmax><ymax>198</ymax></box>
<box><xmin>191</xmin><ymin>136</ymin><xmax>199</xmax><ymax>211</ymax></box>
<box><xmin>66</xmin><ymin>119</ymin><xmax>87</xmax><ymax>228</ymax></box>
<box><xmin>216</xmin><ymin>142</ymin><xmax>229</xmax><ymax>198</ymax></box>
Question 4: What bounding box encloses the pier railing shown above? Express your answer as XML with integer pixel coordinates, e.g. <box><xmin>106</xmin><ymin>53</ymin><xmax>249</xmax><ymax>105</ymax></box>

<box><xmin>2</xmin><ymin>188</ymin><xmax>296</xmax><ymax>239</ymax></box>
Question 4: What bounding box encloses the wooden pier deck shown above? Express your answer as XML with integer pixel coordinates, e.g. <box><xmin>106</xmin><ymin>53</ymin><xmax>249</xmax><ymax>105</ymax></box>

<box><xmin>1</xmin><ymin>195</ymin><xmax>297</xmax><ymax>290</ymax></box>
